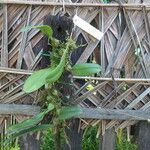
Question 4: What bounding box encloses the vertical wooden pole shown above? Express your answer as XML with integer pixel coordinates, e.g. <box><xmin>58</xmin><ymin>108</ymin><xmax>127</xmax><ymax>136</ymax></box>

<box><xmin>135</xmin><ymin>121</ymin><xmax>150</xmax><ymax>150</ymax></box>
<box><xmin>19</xmin><ymin>134</ymin><xmax>41</xmax><ymax>150</ymax></box>
<box><xmin>101</xmin><ymin>128</ymin><xmax>116</xmax><ymax>150</ymax></box>
<box><xmin>64</xmin><ymin>119</ymin><xmax>83</xmax><ymax>150</ymax></box>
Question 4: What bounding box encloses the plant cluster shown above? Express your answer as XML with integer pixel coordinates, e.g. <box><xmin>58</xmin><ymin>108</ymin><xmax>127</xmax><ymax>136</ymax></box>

<box><xmin>4</xmin><ymin>25</ymin><xmax>101</xmax><ymax>149</ymax></box>
<box><xmin>116</xmin><ymin>129</ymin><xmax>138</xmax><ymax>150</ymax></box>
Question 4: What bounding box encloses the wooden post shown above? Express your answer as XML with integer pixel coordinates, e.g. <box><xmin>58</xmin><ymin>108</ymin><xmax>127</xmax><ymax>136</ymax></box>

<box><xmin>101</xmin><ymin>128</ymin><xmax>116</xmax><ymax>150</ymax></box>
<box><xmin>64</xmin><ymin>119</ymin><xmax>83</xmax><ymax>150</ymax></box>
<box><xmin>135</xmin><ymin>121</ymin><xmax>150</xmax><ymax>150</ymax></box>
<box><xmin>19</xmin><ymin>134</ymin><xmax>41</xmax><ymax>150</ymax></box>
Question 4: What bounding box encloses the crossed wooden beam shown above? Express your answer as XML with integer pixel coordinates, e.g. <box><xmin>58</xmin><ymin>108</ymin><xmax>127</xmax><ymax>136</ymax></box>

<box><xmin>0</xmin><ymin>104</ymin><xmax>150</xmax><ymax>121</ymax></box>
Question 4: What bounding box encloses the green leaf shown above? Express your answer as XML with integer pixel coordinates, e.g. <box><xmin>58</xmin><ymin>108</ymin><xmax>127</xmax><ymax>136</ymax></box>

<box><xmin>4</xmin><ymin>124</ymin><xmax>52</xmax><ymax>146</ymax></box>
<box><xmin>14</xmin><ymin>124</ymin><xmax>52</xmax><ymax>136</ymax></box>
<box><xmin>58</xmin><ymin>106</ymin><xmax>83</xmax><ymax>120</ymax></box>
<box><xmin>72</xmin><ymin>63</ymin><xmax>101</xmax><ymax>76</ymax></box>
<box><xmin>8</xmin><ymin>104</ymin><xmax>54</xmax><ymax>134</ymax></box>
<box><xmin>46</xmin><ymin>46</ymin><xmax>69</xmax><ymax>83</ymax></box>
<box><xmin>23</xmin><ymin>68</ymin><xmax>52</xmax><ymax>93</ymax></box>
<box><xmin>23</xmin><ymin>41</ymin><xmax>70</xmax><ymax>93</ymax></box>
<box><xmin>21</xmin><ymin>25</ymin><xmax>53</xmax><ymax>39</ymax></box>
<box><xmin>47</xmin><ymin>103</ymin><xmax>55</xmax><ymax>112</ymax></box>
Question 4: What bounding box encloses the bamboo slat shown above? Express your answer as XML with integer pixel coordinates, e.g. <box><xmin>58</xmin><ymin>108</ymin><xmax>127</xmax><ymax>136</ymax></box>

<box><xmin>0</xmin><ymin>1</ymin><xmax>150</xmax><ymax>9</ymax></box>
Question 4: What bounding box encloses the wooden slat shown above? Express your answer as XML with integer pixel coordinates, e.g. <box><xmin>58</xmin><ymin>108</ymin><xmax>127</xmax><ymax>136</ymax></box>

<box><xmin>78</xmin><ymin>108</ymin><xmax>150</xmax><ymax>120</ymax></box>
<box><xmin>17</xmin><ymin>6</ymin><xmax>32</xmax><ymax>69</ymax></box>
<box><xmin>73</xmin><ymin>81</ymin><xmax>108</xmax><ymax>104</ymax></box>
<box><xmin>126</xmin><ymin>87</ymin><xmax>150</xmax><ymax>108</ymax></box>
<box><xmin>0</xmin><ymin>104</ymin><xmax>40</xmax><ymax>116</ymax></box>
<box><xmin>74</xmin><ymin>76</ymin><xmax>150</xmax><ymax>82</ymax></box>
<box><xmin>0</xmin><ymin>67</ymin><xmax>32</xmax><ymax>75</ymax></box>
<box><xmin>76</xmin><ymin>40</ymin><xmax>99</xmax><ymax>64</ymax></box>
<box><xmin>1</xmin><ymin>5</ymin><xmax>8</xmax><ymax>67</ymax></box>
<box><xmin>0</xmin><ymin>1</ymin><xmax>150</xmax><ymax>9</ymax></box>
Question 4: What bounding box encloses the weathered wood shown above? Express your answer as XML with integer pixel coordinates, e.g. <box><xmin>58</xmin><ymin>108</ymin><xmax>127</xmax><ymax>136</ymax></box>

<box><xmin>0</xmin><ymin>67</ymin><xmax>32</xmax><ymax>75</ymax></box>
<box><xmin>19</xmin><ymin>133</ymin><xmax>41</xmax><ymax>150</ymax></box>
<box><xmin>78</xmin><ymin>108</ymin><xmax>150</xmax><ymax>120</ymax></box>
<box><xmin>16</xmin><ymin>6</ymin><xmax>32</xmax><ymax>69</ymax></box>
<box><xmin>1</xmin><ymin>1</ymin><xmax>150</xmax><ymax>9</ymax></box>
<box><xmin>126</xmin><ymin>87</ymin><xmax>150</xmax><ymax>108</ymax></box>
<box><xmin>101</xmin><ymin>128</ymin><xmax>116</xmax><ymax>150</ymax></box>
<box><xmin>76</xmin><ymin>40</ymin><xmax>99</xmax><ymax>64</ymax></box>
<box><xmin>64</xmin><ymin>119</ymin><xmax>83</xmax><ymax>150</ymax></box>
<box><xmin>73</xmin><ymin>76</ymin><xmax>150</xmax><ymax>83</ymax></box>
<box><xmin>2</xmin><ymin>67</ymin><xmax>150</xmax><ymax>83</ymax></box>
<box><xmin>1</xmin><ymin>4</ymin><xmax>8</xmax><ymax>67</ymax></box>
<box><xmin>73</xmin><ymin>81</ymin><xmax>108</xmax><ymax>104</ymax></box>
<box><xmin>0</xmin><ymin>1</ymin><xmax>150</xmax><ymax>131</ymax></box>
<box><xmin>0</xmin><ymin>104</ymin><xmax>40</xmax><ymax>116</ymax></box>
<box><xmin>135</xmin><ymin>121</ymin><xmax>150</xmax><ymax>150</ymax></box>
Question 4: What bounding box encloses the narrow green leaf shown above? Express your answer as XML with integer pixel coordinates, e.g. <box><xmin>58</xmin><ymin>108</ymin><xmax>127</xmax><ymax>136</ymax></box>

<box><xmin>72</xmin><ymin>63</ymin><xmax>101</xmax><ymax>76</ymax></box>
<box><xmin>15</xmin><ymin>124</ymin><xmax>52</xmax><ymax>135</ymax></box>
<box><xmin>46</xmin><ymin>46</ymin><xmax>69</xmax><ymax>83</ymax></box>
<box><xmin>23</xmin><ymin>68</ymin><xmax>52</xmax><ymax>93</ymax></box>
<box><xmin>8</xmin><ymin>113</ymin><xmax>44</xmax><ymax>134</ymax></box>
<box><xmin>8</xmin><ymin>104</ymin><xmax>54</xmax><ymax>134</ymax></box>
<box><xmin>23</xmin><ymin>42</ymin><xmax>69</xmax><ymax>93</ymax></box>
<box><xmin>47</xmin><ymin>103</ymin><xmax>55</xmax><ymax>112</ymax></box>
<box><xmin>4</xmin><ymin>124</ymin><xmax>52</xmax><ymax>146</ymax></box>
<box><xmin>58</xmin><ymin>106</ymin><xmax>83</xmax><ymax>120</ymax></box>
<box><xmin>21</xmin><ymin>25</ymin><xmax>53</xmax><ymax>39</ymax></box>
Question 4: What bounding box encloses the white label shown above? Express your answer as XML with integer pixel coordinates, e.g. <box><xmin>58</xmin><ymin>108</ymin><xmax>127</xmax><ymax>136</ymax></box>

<box><xmin>73</xmin><ymin>15</ymin><xmax>104</xmax><ymax>41</ymax></box>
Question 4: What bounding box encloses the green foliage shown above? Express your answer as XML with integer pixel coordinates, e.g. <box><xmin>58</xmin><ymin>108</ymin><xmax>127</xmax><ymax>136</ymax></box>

<box><xmin>21</xmin><ymin>25</ymin><xmax>53</xmax><ymax>39</ymax></box>
<box><xmin>58</xmin><ymin>106</ymin><xmax>83</xmax><ymax>120</ymax></box>
<box><xmin>116</xmin><ymin>129</ymin><xmax>138</xmax><ymax>150</ymax></box>
<box><xmin>1</xmin><ymin>143</ymin><xmax>20</xmax><ymax>150</ymax></box>
<box><xmin>41</xmin><ymin>128</ymin><xmax>66</xmax><ymax>150</ymax></box>
<box><xmin>23</xmin><ymin>43</ymin><xmax>68</xmax><ymax>93</ymax></box>
<box><xmin>40</xmin><ymin>125</ymin><xmax>100</xmax><ymax>150</ymax></box>
<box><xmin>10</xmin><ymin>146</ymin><xmax>20</xmax><ymax>150</ymax></box>
<box><xmin>103</xmin><ymin>0</ymin><xmax>110</xmax><ymax>3</ymax></box>
<box><xmin>72</xmin><ymin>63</ymin><xmax>101</xmax><ymax>76</ymax></box>
<box><xmin>4</xmin><ymin>104</ymin><xmax>54</xmax><ymax>146</ymax></box>
<box><xmin>7</xmin><ymin>25</ymin><xmax>101</xmax><ymax>149</ymax></box>
<box><xmin>45</xmin><ymin>41</ymin><xmax>69</xmax><ymax>83</ymax></box>
<box><xmin>8</xmin><ymin>104</ymin><xmax>54</xmax><ymax>134</ymax></box>
<box><xmin>9</xmin><ymin>145</ymin><xmax>20</xmax><ymax>150</ymax></box>
<box><xmin>41</xmin><ymin>129</ymin><xmax>55</xmax><ymax>150</ymax></box>
<box><xmin>9</xmin><ymin>124</ymin><xmax>50</xmax><ymax>141</ymax></box>
<box><xmin>82</xmin><ymin>126</ymin><xmax>100</xmax><ymax>150</ymax></box>
<box><xmin>23</xmin><ymin>68</ymin><xmax>52</xmax><ymax>93</ymax></box>
<box><xmin>23</xmin><ymin>26</ymin><xmax>100</xmax><ymax>93</ymax></box>
<box><xmin>40</xmin><ymin>125</ymin><xmax>138</xmax><ymax>150</ymax></box>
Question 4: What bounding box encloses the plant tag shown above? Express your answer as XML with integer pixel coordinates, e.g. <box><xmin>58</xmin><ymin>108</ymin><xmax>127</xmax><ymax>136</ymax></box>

<box><xmin>73</xmin><ymin>15</ymin><xmax>104</xmax><ymax>41</ymax></box>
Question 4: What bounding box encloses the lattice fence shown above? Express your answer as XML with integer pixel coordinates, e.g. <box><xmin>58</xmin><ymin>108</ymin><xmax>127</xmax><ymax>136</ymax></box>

<box><xmin>0</xmin><ymin>0</ymin><xmax>150</xmax><ymax>131</ymax></box>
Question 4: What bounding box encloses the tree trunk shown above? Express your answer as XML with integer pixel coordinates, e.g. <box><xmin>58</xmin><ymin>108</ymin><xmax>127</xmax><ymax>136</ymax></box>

<box><xmin>19</xmin><ymin>134</ymin><xmax>41</xmax><ymax>150</ymax></box>
<box><xmin>101</xmin><ymin>128</ymin><xmax>116</xmax><ymax>150</ymax></box>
